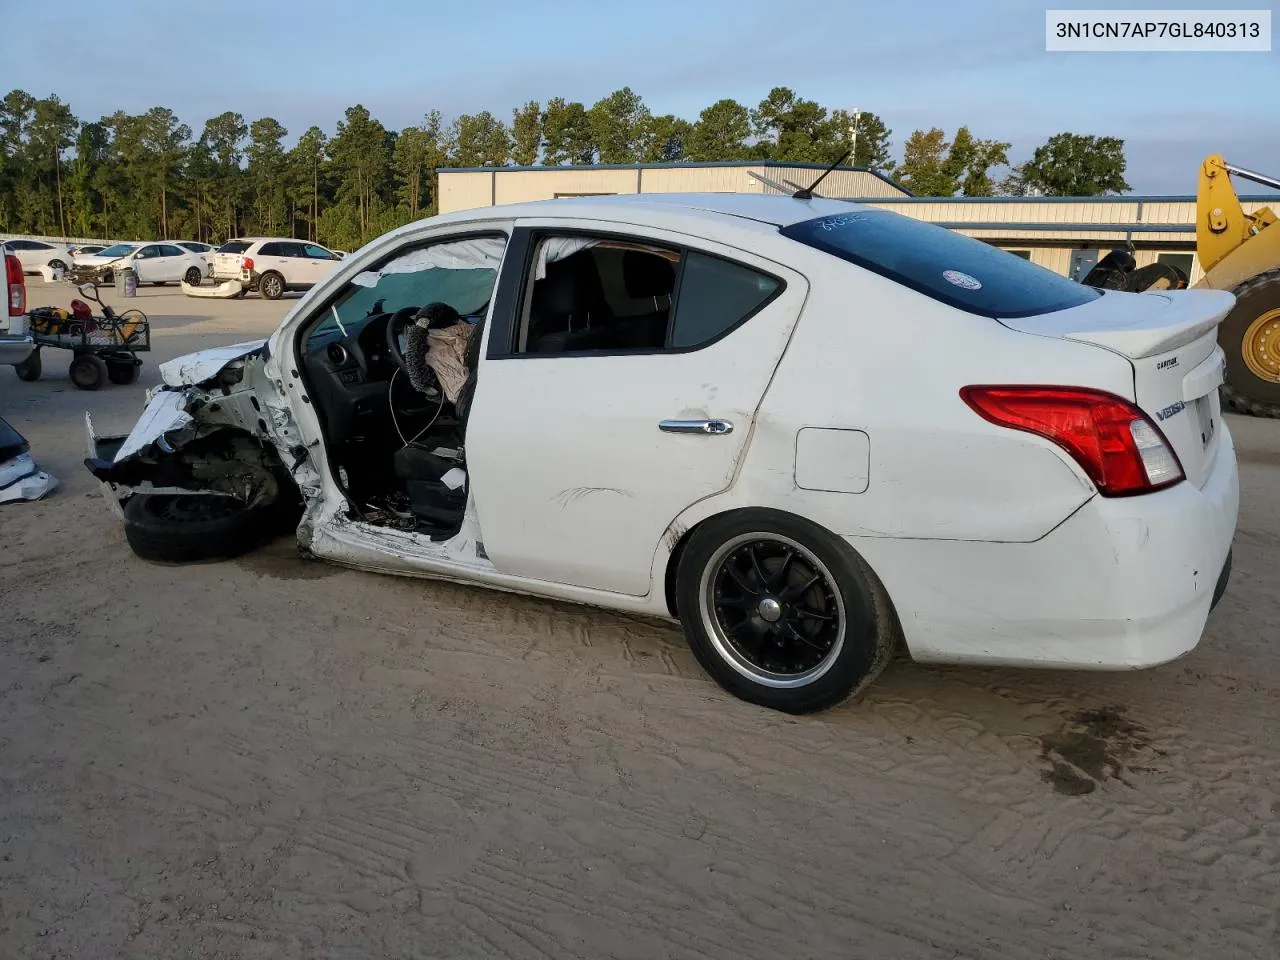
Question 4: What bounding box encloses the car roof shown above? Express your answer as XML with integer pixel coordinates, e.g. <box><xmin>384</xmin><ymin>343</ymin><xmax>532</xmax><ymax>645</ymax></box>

<box><xmin>439</xmin><ymin>193</ymin><xmax>865</xmax><ymax>229</ymax></box>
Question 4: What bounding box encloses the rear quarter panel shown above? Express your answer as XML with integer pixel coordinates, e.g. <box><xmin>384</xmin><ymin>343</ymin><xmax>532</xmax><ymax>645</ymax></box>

<box><xmin>670</xmin><ymin>246</ymin><xmax>1140</xmax><ymax>547</ymax></box>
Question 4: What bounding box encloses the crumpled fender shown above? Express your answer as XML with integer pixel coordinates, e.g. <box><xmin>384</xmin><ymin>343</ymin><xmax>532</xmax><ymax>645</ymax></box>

<box><xmin>159</xmin><ymin>339</ymin><xmax>268</xmax><ymax>387</ymax></box>
<box><xmin>85</xmin><ymin>337</ymin><xmax>324</xmax><ymax>517</ymax></box>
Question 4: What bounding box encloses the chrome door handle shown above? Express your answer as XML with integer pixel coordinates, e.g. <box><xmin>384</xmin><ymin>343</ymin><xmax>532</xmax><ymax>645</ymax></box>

<box><xmin>659</xmin><ymin>419</ymin><xmax>734</xmax><ymax>435</ymax></box>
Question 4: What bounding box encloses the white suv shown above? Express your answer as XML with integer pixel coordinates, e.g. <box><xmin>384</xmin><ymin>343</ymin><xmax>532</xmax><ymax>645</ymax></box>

<box><xmin>212</xmin><ymin>238</ymin><xmax>342</xmax><ymax>300</ymax></box>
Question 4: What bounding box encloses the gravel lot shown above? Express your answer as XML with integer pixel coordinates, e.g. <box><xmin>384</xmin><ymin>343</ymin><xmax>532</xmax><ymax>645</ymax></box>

<box><xmin>2</xmin><ymin>280</ymin><xmax>1278</xmax><ymax>959</ymax></box>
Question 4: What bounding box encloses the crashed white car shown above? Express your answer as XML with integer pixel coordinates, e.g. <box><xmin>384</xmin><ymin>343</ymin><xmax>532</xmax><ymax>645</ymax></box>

<box><xmin>86</xmin><ymin>194</ymin><xmax>1239</xmax><ymax>713</ymax></box>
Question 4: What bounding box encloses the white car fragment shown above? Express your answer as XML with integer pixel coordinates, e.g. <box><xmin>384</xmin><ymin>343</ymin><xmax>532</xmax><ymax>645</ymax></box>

<box><xmin>181</xmin><ymin>278</ymin><xmax>245</xmax><ymax>299</ymax></box>
<box><xmin>1</xmin><ymin>417</ymin><xmax>56</xmax><ymax>503</ymax></box>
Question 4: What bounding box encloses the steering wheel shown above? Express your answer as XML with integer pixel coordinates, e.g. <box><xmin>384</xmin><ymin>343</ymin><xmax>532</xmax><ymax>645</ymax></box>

<box><xmin>384</xmin><ymin>306</ymin><xmax>421</xmax><ymax>377</ymax></box>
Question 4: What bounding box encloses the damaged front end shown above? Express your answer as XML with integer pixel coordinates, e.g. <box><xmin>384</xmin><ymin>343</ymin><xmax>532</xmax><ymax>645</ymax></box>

<box><xmin>84</xmin><ymin>340</ymin><xmax>316</xmax><ymax>523</ymax></box>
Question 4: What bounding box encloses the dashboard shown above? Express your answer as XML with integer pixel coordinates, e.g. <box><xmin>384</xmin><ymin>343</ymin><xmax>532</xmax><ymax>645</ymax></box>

<box><xmin>300</xmin><ymin>306</ymin><xmax>484</xmax><ymax>441</ymax></box>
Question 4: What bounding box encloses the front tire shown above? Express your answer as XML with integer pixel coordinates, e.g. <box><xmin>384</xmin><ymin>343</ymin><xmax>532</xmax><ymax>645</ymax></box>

<box><xmin>675</xmin><ymin>509</ymin><xmax>897</xmax><ymax>714</ymax></box>
<box><xmin>1220</xmin><ymin>269</ymin><xmax>1280</xmax><ymax>418</ymax></box>
<box><xmin>260</xmin><ymin>271</ymin><xmax>284</xmax><ymax>300</ymax></box>
<box><xmin>123</xmin><ymin>494</ymin><xmax>274</xmax><ymax>563</ymax></box>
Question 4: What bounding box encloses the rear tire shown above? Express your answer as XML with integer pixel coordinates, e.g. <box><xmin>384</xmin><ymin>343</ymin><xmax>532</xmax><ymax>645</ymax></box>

<box><xmin>260</xmin><ymin>271</ymin><xmax>284</xmax><ymax>300</ymax></box>
<box><xmin>69</xmin><ymin>353</ymin><xmax>108</xmax><ymax>391</ymax></box>
<box><xmin>122</xmin><ymin>493</ymin><xmax>274</xmax><ymax>563</ymax></box>
<box><xmin>48</xmin><ymin>258</ymin><xmax>66</xmax><ymax>272</ymax></box>
<box><xmin>106</xmin><ymin>359</ymin><xmax>140</xmax><ymax>385</ymax></box>
<box><xmin>184</xmin><ymin>266</ymin><xmax>203</xmax><ymax>286</ymax></box>
<box><xmin>14</xmin><ymin>349</ymin><xmax>41</xmax><ymax>381</ymax></box>
<box><xmin>1220</xmin><ymin>269</ymin><xmax>1280</xmax><ymax>418</ymax></box>
<box><xmin>674</xmin><ymin>509</ymin><xmax>898</xmax><ymax>714</ymax></box>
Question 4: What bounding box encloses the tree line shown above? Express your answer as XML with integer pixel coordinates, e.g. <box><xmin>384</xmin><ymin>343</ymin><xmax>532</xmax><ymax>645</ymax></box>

<box><xmin>0</xmin><ymin>86</ymin><xmax>1130</xmax><ymax>252</ymax></box>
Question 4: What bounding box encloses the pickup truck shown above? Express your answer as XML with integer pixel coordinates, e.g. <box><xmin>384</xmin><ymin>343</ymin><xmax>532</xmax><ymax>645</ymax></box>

<box><xmin>1</xmin><ymin>244</ymin><xmax>34</xmax><ymax>369</ymax></box>
<box><xmin>0</xmin><ymin>243</ymin><xmax>55</xmax><ymax>502</ymax></box>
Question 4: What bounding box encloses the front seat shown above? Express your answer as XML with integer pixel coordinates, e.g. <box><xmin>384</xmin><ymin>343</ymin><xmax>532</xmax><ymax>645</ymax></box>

<box><xmin>393</xmin><ymin>302</ymin><xmax>479</xmax><ymax>527</ymax></box>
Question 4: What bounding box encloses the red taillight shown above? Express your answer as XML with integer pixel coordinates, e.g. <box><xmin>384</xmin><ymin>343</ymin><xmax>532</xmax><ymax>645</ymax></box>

<box><xmin>960</xmin><ymin>385</ymin><xmax>1184</xmax><ymax>497</ymax></box>
<box><xmin>5</xmin><ymin>253</ymin><xmax>25</xmax><ymax>316</ymax></box>
<box><xmin>242</xmin><ymin>256</ymin><xmax>254</xmax><ymax>271</ymax></box>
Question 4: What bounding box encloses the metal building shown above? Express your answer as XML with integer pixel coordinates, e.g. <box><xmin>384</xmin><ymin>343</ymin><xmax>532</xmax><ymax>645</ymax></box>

<box><xmin>437</xmin><ymin>161</ymin><xmax>908</xmax><ymax>213</ymax></box>
<box><xmin>436</xmin><ymin>161</ymin><xmax>1276</xmax><ymax>284</ymax></box>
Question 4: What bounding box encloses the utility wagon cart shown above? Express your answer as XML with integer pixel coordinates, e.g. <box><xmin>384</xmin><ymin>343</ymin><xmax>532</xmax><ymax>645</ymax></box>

<box><xmin>14</xmin><ymin>283</ymin><xmax>150</xmax><ymax>390</ymax></box>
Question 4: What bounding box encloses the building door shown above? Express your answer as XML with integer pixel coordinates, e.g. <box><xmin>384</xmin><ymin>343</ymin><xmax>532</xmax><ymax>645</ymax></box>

<box><xmin>1068</xmin><ymin>249</ymin><xmax>1099</xmax><ymax>282</ymax></box>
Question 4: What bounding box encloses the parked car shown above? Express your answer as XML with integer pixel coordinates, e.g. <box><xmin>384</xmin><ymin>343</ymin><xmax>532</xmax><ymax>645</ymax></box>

<box><xmin>211</xmin><ymin>237</ymin><xmax>342</xmax><ymax>299</ymax></box>
<box><xmin>87</xmin><ymin>194</ymin><xmax>1239</xmax><ymax>713</ymax></box>
<box><xmin>3</xmin><ymin>238</ymin><xmax>74</xmax><ymax>275</ymax></box>
<box><xmin>68</xmin><ymin>244</ymin><xmax>107</xmax><ymax>259</ymax></box>
<box><xmin>72</xmin><ymin>242</ymin><xmax>209</xmax><ymax>286</ymax></box>
<box><xmin>175</xmin><ymin>240</ymin><xmax>216</xmax><ymax>263</ymax></box>
<box><xmin>69</xmin><ymin>243</ymin><xmax>139</xmax><ymax>284</ymax></box>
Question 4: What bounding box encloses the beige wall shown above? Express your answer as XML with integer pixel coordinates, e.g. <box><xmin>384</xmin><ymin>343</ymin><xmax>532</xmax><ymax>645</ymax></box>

<box><xmin>437</xmin><ymin>164</ymin><xmax>907</xmax><ymax>214</ymax></box>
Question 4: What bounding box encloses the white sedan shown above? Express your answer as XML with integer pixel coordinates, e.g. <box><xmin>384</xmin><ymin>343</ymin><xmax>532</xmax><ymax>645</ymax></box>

<box><xmin>72</xmin><ymin>242</ymin><xmax>210</xmax><ymax>286</ymax></box>
<box><xmin>86</xmin><ymin>194</ymin><xmax>1238</xmax><ymax>713</ymax></box>
<box><xmin>4</xmin><ymin>238</ymin><xmax>74</xmax><ymax>274</ymax></box>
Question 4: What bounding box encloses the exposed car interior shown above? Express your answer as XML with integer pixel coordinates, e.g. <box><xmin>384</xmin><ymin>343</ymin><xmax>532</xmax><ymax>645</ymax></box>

<box><xmin>298</xmin><ymin>238</ymin><xmax>503</xmax><ymax>538</ymax></box>
<box><xmin>297</xmin><ymin>233</ymin><xmax>721</xmax><ymax>539</ymax></box>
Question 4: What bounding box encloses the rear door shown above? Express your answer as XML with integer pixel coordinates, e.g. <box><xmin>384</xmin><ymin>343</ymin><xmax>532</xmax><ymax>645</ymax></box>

<box><xmin>257</xmin><ymin>242</ymin><xmax>299</xmax><ymax>284</ymax></box>
<box><xmin>156</xmin><ymin>244</ymin><xmax>188</xmax><ymax>281</ymax></box>
<box><xmin>465</xmin><ymin>222</ymin><xmax>807</xmax><ymax>597</ymax></box>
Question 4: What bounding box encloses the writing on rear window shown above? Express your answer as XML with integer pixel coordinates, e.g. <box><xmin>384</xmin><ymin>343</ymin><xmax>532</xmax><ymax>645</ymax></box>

<box><xmin>781</xmin><ymin>209</ymin><xmax>1100</xmax><ymax>320</ymax></box>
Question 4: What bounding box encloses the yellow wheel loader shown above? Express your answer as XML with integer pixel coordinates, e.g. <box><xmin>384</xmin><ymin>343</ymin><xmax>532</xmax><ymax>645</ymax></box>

<box><xmin>1082</xmin><ymin>155</ymin><xmax>1280</xmax><ymax>417</ymax></box>
<box><xmin>1194</xmin><ymin>155</ymin><xmax>1280</xmax><ymax>417</ymax></box>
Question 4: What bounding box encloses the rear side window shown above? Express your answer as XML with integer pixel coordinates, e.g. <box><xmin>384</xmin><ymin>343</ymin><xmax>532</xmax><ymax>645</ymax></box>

<box><xmin>672</xmin><ymin>252</ymin><xmax>780</xmax><ymax>348</ymax></box>
<box><xmin>219</xmin><ymin>241</ymin><xmax>251</xmax><ymax>254</ymax></box>
<box><xmin>780</xmin><ymin>210</ymin><xmax>1100</xmax><ymax>319</ymax></box>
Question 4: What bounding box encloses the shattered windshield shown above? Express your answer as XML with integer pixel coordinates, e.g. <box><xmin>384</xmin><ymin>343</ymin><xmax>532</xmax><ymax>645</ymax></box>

<box><xmin>306</xmin><ymin>236</ymin><xmax>507</xmax><ymax>348</ymax></box>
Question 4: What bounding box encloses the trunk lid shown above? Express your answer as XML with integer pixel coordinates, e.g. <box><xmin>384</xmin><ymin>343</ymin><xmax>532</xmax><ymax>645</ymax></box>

<box><xmin>999</xmin><ymin>288</ymin><xmax>1235</xmax><ymax>489</ymax></box>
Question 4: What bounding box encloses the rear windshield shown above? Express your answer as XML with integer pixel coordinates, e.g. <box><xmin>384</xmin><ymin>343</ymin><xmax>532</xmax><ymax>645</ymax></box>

<box><xmin>218</xmin><ymin>241</ymin><xmax>252</xmax><ymax>254</ymax></box>
<box><xmin>780</xmin><ymin>210</ymin><xmax>1100</xmax><ymax>319</ymax></box>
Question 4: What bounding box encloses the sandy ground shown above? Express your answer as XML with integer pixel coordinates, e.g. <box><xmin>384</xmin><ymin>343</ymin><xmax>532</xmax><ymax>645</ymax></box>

<box><xmin>1</xmin><ymin>280</ymin><xmax>1278</xmax><ymax>959</ymax></box>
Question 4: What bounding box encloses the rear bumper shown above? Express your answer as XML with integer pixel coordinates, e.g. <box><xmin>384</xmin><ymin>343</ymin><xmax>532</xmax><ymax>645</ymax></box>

<box><xmin>855</xmin><ymin>425</ymin><xmax>1240</xmax><ymax>670</ymax></box>
<box><xmin>0</xmin><ymin>334</ymin><xmax>34</xmax><ymax>366</ymax></box>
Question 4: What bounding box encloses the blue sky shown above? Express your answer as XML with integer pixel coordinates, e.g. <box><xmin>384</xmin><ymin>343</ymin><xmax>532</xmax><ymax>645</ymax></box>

<box><xmin>7</xmin><ymin>0</ymin><xmax>1278</xmax><ymax>194</ymax></box>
